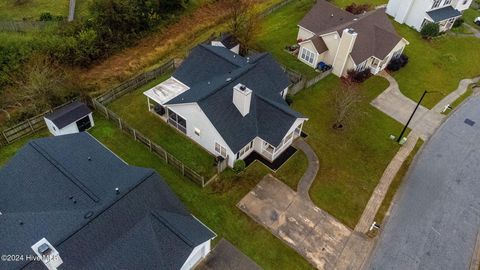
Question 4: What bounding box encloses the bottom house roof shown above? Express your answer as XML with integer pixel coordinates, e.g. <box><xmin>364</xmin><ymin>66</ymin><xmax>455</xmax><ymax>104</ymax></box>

<box><xmin>0</xmin><ymin>133</ymin><xmax>215</xmax><ymax>270</ymax></box>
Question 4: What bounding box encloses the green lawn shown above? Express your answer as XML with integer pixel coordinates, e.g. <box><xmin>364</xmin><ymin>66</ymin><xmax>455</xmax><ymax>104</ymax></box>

<box><xmin>273</xmin><ymin>150</ymin><xmax>309</xmax><ymax>191</ymax></box>
<box><xmin>292</xmin><ymin>75</ymin><xmax>404</xmax><ymax>228</ymax></box>
<box><xmin>0</xmin><ymin>0</ymin><xmax>93</xmax><ymax>20</ymax></box>
<box><xmin>391</xmin><ymin>21</ymin><xmax>480</xmax><ymax>109</ymax></box>
<box><xmin>107</xmin><ymin>73</ymin><xmax>217</xmax><ymax>178</ymax></box>
<box><xmin>255</xmin><ymin>0</ymin><xmax>318</xmax><ymax>78</ymax></box>
<box><xmin>0</xmin><ymin>129</ymin><xmax>50</xmax><ymax>166</ymax></box>
<box><xmin>463</xmin><ymin>8</ymin><xmax>480</xmax><ymax>31</ymax></box>
<box><xmin>88</xmin><ymin>116</ymin><xmax>314</xmax><ymax>270</ymax></box>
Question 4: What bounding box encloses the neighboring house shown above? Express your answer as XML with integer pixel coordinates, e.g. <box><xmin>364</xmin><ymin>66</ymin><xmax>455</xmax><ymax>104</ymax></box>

<box><xmin>387</xmin><ymin>0</ymin><xmax>473</xmax><ymax>32</ymax></box>
<box><xmin>0</xmin><ymin>133</ymin><xmax>215</xmax><ymax>270</ymax></box>
<box><xmin>44</xmin><ymin>102</ymin><xmax>94</xmax><ymax>136</ymax></box>
<box><xmin>144</xmin><ymin>44</ymin><xmax>308</xmax><ymax>167</ymax></box>
<box><xmin>296</xmin><ymin>0</ymin><xmax>409</xmax><ymax>77</ymax></box>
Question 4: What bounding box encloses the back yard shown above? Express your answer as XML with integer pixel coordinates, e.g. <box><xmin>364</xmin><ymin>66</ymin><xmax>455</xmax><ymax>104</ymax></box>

<box><xmin>106</xmin><ymin>73</ymin><xmax>217</xmax><ymax>178</ymax></box>
<box><xmin>0</xmin><ymin>0</ymin><xmax>93</xmax><ymax>20</ymax></box>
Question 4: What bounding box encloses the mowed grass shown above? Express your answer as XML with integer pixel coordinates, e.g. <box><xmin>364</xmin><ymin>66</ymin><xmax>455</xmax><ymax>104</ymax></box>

<box><xmin>107</xmin><ymin>73</ymin><xmax>217</xmax><ymax>178</ymax></box>
<box><xmin>254</xmin><ymin>0</ymin><xmax>318</xmax><ymax>78</ymax></box>
<box><xmin>273</xmin><ymin>150</ymin><xmax>309</xmax><ymax>191</ymax></box>
<box><xmin>0</xmin><ymin>0</ymin><xmax>93</xmax><ymax>20</ymax></box>
<box><xmin>0</xmin><ymin>129</ymin><xmax>50</xmax><ymax>166</ymax></box>
<box><xmin>88</xmin><ymin>116</ymin><xmax>315</xmax><ymax>270</ymax></box>
<box><xmin>463</xmin><ymin>8</ymin><xmax>480</xmax><ymax>30</ymax></box>
<box><xmin>292</xmin><ymin>75</ymin><xmax>404</xmax><ymax>228</ymax></box>
<box><xmin>391</xmin><ymin>21</ymin><xmax>480</xmax><ymax>109</ymax></box>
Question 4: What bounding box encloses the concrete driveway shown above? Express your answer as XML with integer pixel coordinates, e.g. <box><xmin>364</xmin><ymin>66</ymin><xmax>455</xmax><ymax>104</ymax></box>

<box><xmin>367</xmin><ymin>96</ymin><xmax>480</xmax><ymax>270</ymax></box>
<box><xmin>238</xmin><ymin>175</ymin><xmax>352</xmax><ymax>269</ymax></box>
<box><xmin>195</xmin><ymin>239</ymin><xmax>261</xmax><ymax>270</ymax></box>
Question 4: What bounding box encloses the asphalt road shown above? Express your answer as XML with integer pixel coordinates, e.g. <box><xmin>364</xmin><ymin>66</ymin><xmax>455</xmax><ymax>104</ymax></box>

<box><xmin>367</xmin><ymin>96</ymin><xmax>480</xmax><ymax>270</ymax></box>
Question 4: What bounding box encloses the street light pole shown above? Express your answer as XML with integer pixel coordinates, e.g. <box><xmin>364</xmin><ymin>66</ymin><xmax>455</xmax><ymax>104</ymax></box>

<box><xmin>396</xmin><ymin>90</ymin><xmax>428</xmax><ymax>143</ymax></box>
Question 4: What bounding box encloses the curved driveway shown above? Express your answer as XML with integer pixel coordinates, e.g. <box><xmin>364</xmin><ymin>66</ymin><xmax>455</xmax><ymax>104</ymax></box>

<box><xmin>368</xmin><ymin>96</ymin><xmax>480</xmax><ymax>270</ymax></box>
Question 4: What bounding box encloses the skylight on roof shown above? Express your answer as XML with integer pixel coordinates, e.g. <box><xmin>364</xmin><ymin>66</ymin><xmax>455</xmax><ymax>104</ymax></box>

<box><xmin>144</xmin><ymin>77</ymin><xmax>189</xmax><ymax>105</ymax></box>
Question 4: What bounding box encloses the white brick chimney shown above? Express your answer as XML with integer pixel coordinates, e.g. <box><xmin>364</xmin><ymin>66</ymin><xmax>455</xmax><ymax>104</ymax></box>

<box><xmin>233</xmin><ymin>83</ymin><xmax>252</xmax><ymax>117</ymax></box>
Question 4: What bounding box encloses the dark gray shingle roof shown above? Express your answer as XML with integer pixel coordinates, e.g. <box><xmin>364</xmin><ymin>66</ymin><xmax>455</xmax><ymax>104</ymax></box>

<box><xmin>0</xmin><ymin>133</ymin><xmax>214</xmax><ymax>270</ymax></box>
<box><xmin>167</xmin><ymin>45</ymin><xmax>305</xmax><ymax>153</ymax></box>
<box><xmin>427</xmin><ymin>6</ymin><xmax>462</xmax><ymax>22</ymax></box>
<box><xmin>44</xmin><ymin>102</ymin><xmax>91</xmax><ymax>129</ymax></box>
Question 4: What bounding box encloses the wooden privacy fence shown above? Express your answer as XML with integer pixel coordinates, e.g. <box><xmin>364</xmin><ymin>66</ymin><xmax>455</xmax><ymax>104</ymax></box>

<box><xmin>97</xmin><ymin>59</ymin><xmax>175</xmax><ymax>105</ymax></box>
<box><xmin>0</xmin><ymin>20</ymin><xmax>58</xmax><ymax>32</ymax></box>
<box><xmin>0</xmin><ymin>98</ymin><xmax>83</xmax><ymax>147</ymax></box>
<box><xmin>91</xmin><ymin>98</ymin><xmax>213</xmax><ymax>187</ymax></box>
<box><xmin>289</xmin><ymin>70</ymin><xmax>333</xmax><ymax>95</ymax></box>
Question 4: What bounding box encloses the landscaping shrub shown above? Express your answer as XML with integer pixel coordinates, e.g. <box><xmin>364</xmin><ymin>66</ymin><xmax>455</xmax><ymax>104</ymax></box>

<box><xmin>39</xmin><ymin>12</ymin><xmax>53</xmax><ymax>21</ymax></box>
<box><xmin>233</xmin><ymin>160</ymin><xmax>246</xmax><ymax>173</ymax></box>
<box><xmin>453</xmin><ymin>17</ymin><xmax>464</xmax><ymax>28</ymax></box>
<box><xmin>421</xmin><ymin>22</ymin><xmax>440</xmax><ymax>39</ymax></box>
<box><xmin>347</xmin><ymin>68</ymin><xmax>372</xmax><ymax>83</ymax></box>
<box><xmin>345</xmin><ymin>3</ymin><xmax>372</xmax><ymax>15</ymax></box>
<box><xmin>387</xmin><ymin>54</ymin><xmax>409</xmax><ymax>72</ymax></box>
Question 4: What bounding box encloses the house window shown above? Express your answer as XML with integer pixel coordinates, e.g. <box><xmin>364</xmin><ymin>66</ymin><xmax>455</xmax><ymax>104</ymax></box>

<box><xmin>300</xmin><ymin>48</ymin><xmax>315</xmax><ymax>65</ymax></box>
<box><xmin>238</xmin><ymin>141</ymin><xmax>253</xmax><ymax>158</ymax></box>
<box><xmin>444</xmin><ymin>0</ymin><xmax>452</xmax><ymax>5</ymax></box>
<box><xmin>432</xmin><ymin>0</ymin><xmax>441</xmax><ymax>8</ymax></box>
<box><xmin>215</xmin><ymin>142</ymin><xmax>227</xmax><ymax>158</ymax></box>
<box><xmin>167</xmin><ymin>110</ymin><xmax>187</xmax><ymax>134</ymax></box>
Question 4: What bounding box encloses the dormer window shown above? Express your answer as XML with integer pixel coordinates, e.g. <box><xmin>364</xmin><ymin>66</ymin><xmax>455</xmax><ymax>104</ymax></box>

<box><xmin>444</xmin><ymin>0</ymin><xmax>452</xmax><ymax>5</ymax></box>
<box><xmin>432</xmin><ymin>0</ymin><xmax>442</xmax><ymax>9</ymax></box>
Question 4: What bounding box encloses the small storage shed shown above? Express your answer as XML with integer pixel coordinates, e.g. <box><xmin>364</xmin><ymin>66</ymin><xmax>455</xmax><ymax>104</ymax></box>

<box><xmin>44</xmin><ymin>102</ymin><xmax>94</xmax><ymax>136</ymax></box>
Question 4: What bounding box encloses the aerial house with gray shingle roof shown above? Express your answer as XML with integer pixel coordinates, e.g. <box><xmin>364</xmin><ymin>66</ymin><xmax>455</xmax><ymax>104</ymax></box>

<box><xmin>144</xmin><ymin>44</ymin><xmax>308</xmax><ymax>168</ymax></box>
<box><xmin>296</xmin><ymin>0</ymin><xmax>409</xmax><ymax>77</ymax></box>
<box><xmin>0</xmin><ymin>133</ymin><xmax>215</xmax><ymax>270</ymax></box>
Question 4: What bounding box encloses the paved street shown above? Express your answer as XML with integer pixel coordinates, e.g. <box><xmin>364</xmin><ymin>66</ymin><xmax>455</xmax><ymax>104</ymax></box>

<box><xmin>367</xmin><ymin>96</ymin><xmax>480</xmax><ymax>270</ymax></box>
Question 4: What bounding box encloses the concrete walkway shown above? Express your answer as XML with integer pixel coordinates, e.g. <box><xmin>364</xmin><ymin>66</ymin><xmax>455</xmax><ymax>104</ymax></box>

<box><xmin>293</xmin><ymin>139</ymin><xmax>320</xmax><ymax>201</ymax></box>
<box><xmin>355</xmin><ymin>132</ymin><xmax>420</xmax><ymax>233</ymax></box>
<box><xmin>464</xmin><ymin>23</ymin><xmax>480</xmax><ymax>39</ymax></box>
<box><xmin>359</xmin><ymin>74</ymin><xmax>479</xmax><ymax>234</ymax></box>
<box><xmin>370</xmin><ymin>71</ymin><xmax>445</xmax><ymax>140</ymax></box>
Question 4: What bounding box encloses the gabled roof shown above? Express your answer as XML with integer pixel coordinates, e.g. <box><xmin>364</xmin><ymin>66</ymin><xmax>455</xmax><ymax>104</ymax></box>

<box><xmin>44</xmin><ymin>101</ymin><xmax>91</xmax><ymax>129</ymax></box>
<box><xmin>301</xmin><ymin>35</ymin><xmax>329</xmax><ymax>54</ymax></box>
<box><xmin>299</xmin><ymin>1</ymin><xmax>404</xmax><ymax>63</ymax></box>
<box><xmin>167</xmin><ymin>45</ymin><xmax>306</xmax><ymax>153</ymax></box>
<box><xmin>427</xmin><ymin>6</ymin><xmax>462</xmax><ymax>22</ymax></box>
<box><xmin>299</xmin><ymin>0</ymin><xmax>356</xmax><ymax>35</ymax></box>
<box><xmin>0</xmin><ymin>133</ymin><xmax>214</xmax><ymax>270</ymax></box>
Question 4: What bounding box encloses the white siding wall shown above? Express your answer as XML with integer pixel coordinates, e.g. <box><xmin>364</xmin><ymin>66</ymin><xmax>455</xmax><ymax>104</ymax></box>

<box><xmin>166</xmin><ymin>103</ymin><xmax>236</xmax><ymax>167</ymax></box>
<box><xmin>180</xmin><ymin>240</ymin><xmax>211</xmax><ymax>270</ymax></box>
<box><xmin>321</xmin><ymin>32</ymin><xmax>341</xmax><ymax>64</ymax></box>
<box><xmin>44</xmin><ymin>113</ymin><xmax>94</xmax><ymax>136</ymax></box>
<box><xmin>453</xmin><ymin>0</ymin><xmax>473</xmax><ymax>11</ymax></box>
<box><xmin>297</xmin><ymin>26</ymin><xmax>315</xmax><ymax>41</ymax></box>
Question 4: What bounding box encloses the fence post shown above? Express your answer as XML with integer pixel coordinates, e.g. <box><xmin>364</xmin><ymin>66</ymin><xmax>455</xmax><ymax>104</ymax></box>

<box><xmin>149</xmin><ymin>140</ymin><xmax>152</xmax><ymax>152</ymax></box>
<box><xmin>133</xmin><ymin>129</ymin><xmax>137</xmax><ymax>141</ymax></box>
<box><xmin>104</xmin><ymin>106</ymin><xmax>109</xmax><ymax>119</ymax></box>
<box><xmin>2</xmin><ymin>131</ymin><xmax>9</xmax><ymax>144</ymax></box>
<box><xmin>182</xmin><ymin>164</ymin><xmax>185</xmax><ymax>176</ymax></box>
<box><xmin>27</xmin><ymin>119</ymin><xmax>34</xmax><ymax>132</ymax></box>
<box><xmin>118</xmin><ymin>117</ymin><xmax>122</xmax><ymax>129</ymax></box>
<box><xmin>202</xmin><ymin>176</ymin><xmax>205</xmax><ymax>188</ymax></box>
